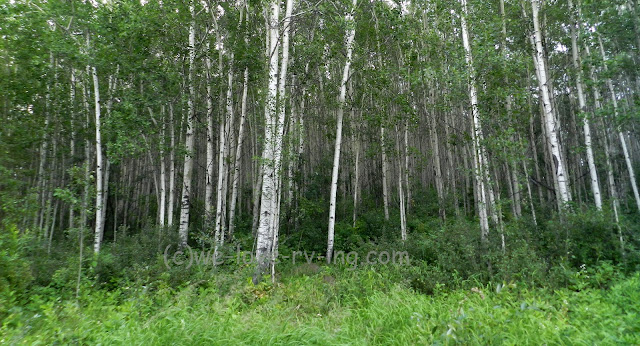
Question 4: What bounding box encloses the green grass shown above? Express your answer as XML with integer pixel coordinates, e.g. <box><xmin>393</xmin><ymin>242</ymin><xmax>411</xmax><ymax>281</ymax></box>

<box><xmin>2</xmin><ymin>266</ymin><xmax>639</xmax><ymax>345</ymax></box>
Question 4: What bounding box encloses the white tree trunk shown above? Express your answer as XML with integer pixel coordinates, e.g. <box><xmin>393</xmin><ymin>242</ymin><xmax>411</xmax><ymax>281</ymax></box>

<box><xmin>214</xmin><ymin>52</ymin><xmax>230</xmax><ymax>247</ymax></box>
<box><xmin>228</xmin><ymin>67</ymin><xmax>249</xmax><ymax>238</ymax></box>
<box><xmin>461</xmin><ymin>0</ymin><xmax>489</xmax><ymax>243</ymax></box>
<box><xmin>178</xmin><ymin>2</ymin><xmax>196</xmax><ymax>247</ymax></box>
<box><xmin>585</xmin><ymin>43</ymin><xmax>622</xmax><ymax>238</ymax></box>
<box><xmin>598</xmin><ymin>36</ymin><xmax>640</xmax><ymax>212</ymax></box>
<box><xmin>327</xmin><ymin>0</ymin><xmax>357</xmax><ymax>262</ymax></box>
<box><xmin>269</xmin><ymin>0</ymin><xmax>294</xmax><ymax>277</ymax></box>
<box><xmin>381</xmin><ymin>126</ymin><xmax>390</xmax><ymax>221</ymax></box>
<box><xmin>205</xmin><ymin>41</ymin><xmax>215</xmax><ymax>228</ymax></box>
<box><xmin>159</xmin><ymin>106</ymin><xmax>167</xmax><ymax>227</ymax></box>
<box><xmin>569</xmin><ymin>0</ymin><xmax>602</xmax><ymax>210</ymax></box>
<box><xmin>532</xmin><ymin>0</ymin><xmax>571</xmax><ymax>206</ymax></box>
<box><xmin>168</xmin><ymin>102</ymin><xmax>176</xmax><ymax>227</ymax></box>
<box><xmin>396</xmin><ymin>126</ymin><xmax>407</xmax><ymax>241</ymax></box>
<box><xmin>69</xmin><ymin>68</ymin><xmax>76</xmax><ymax>230</ymax></box>
<box><xmin>254</xmin><ymin>0</ymin><xmax>281</xmax><ymax>282</ymax></box>
<box><xmin>92</xmin><ymin>64</ymin><xmax>104</xmax><ymax>254</ymax></box>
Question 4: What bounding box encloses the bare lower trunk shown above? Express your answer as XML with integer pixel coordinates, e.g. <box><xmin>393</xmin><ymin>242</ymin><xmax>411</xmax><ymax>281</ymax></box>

<box><xmin>254</xmin><ymin>0</ymin><xmax>281</xmax><ymax>282</ymax></box>
<box><xmin>159</xmin><ymin>106</ymin><xmax>167</xmax><ymax>227</ymax></box>
<box><xmin>92</xmin><ymin>64</ymin><xmax>104</xmax><ymax>254</ymax></box>
<box><xmin>461</xmin><ymin>0</ymin><xmax>489</xmax><ymax>244</ymax></box>
<box><xmin>168</xmin><ymin>103</ymin><xmax>176</xmax><ymax>227</ymax></box>
<box><xmin>381</xmin><ymin>126</ymin><xmax>390</xmax><ymax>221</ymax></box>
<box><xmin>569</xmin><ymin>0</ymin><xmax>602</xmax><ymax>210</ymax></box>
<box><xmin>228</xmin><ymin>67</ymin><xmax>249</xmax><ymax>238</ymax></box>
<box><xmin>532</xmin><ymin>0</ymin><xmax>571</xmax><ymax>206</ymax></box>
<box><xmin>178</xmin><ymin>2</ymin><xmax>197</xmax><ymax>247</ymax></box>
<box><xmin>327</xmin><ymin>0</ymin><xmax>357</xmax><ymax>262</ymax></box>
<box><xmin>396</xmin><ymin>126</ymin><xmax>407</xmax><ymax>241</ymax></box>
<box><xmin>205</xmin><ymin>41</ymin><xmax>215</xmax><ymax>229</ymax></box>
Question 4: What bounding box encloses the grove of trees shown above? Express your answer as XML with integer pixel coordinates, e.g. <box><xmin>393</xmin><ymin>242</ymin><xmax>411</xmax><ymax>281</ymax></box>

<box><xmin>2</xmin><ymin>0</ymin><xmax>640</xmax><ymax>287</ymax></box>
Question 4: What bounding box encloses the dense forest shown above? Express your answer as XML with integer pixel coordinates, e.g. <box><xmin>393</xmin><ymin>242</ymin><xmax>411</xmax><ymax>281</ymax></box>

<box><xmin>1</xmin><ymin>0</ymin><xmax>640</xmax><ymax>343</ymax></box>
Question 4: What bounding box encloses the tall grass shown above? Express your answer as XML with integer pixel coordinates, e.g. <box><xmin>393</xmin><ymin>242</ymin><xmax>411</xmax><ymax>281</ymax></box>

<box><xmin>2</xmin><ymin>265</ymin><xmax>638</xmax><ymax>345</ymax></box>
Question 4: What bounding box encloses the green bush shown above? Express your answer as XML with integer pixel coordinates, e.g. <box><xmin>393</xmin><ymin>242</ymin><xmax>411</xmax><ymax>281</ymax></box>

<box><xmin>0</xmin><ymin>225</ymin><xmax>33</xmax><ymax>320</ymax></box>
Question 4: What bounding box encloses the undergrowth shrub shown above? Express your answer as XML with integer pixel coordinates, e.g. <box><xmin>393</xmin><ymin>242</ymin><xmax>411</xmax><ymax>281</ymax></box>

<box><xmin>0</xmin><ymin>225</ymin><xmax>33</xmax><ymax>320</ymax></box>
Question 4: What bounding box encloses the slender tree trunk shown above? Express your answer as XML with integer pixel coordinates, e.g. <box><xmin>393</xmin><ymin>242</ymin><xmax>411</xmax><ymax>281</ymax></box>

<box><xmin>461</xmin><ymin>0</ymin><xmax>489</xmax><ymax>244</ymax></box>
<box><xmin>168</xmin><ymin>103</ymin><xmax>176</xmax><ymax>227</ymax></box>
<box><xmin>569</xmin><ymin>0</ymin><xmax>602</xmax><ymax>210</ymax></box>
<box><xmin>585</xmin><ymin>44</ymin><xmax>623</xmax><ymax>250</ymax></box>
<box><xmin>69</xmin><ymin>68</ymin><xmax>77</xmax><ymax>229</ymax></box>
<box><xmin>205</xmin><ymin>41</ymin><xmax>215</xmax><ymax>229</ymax></box>
<box><xmin>404</xmin><ymin>119</ymin><xmax>411</xmax><ymax>213</ymax></box>
<box><xmin>101</xmin><ymin>159</ymin><xmax>110</xmax><ymax>236</ymax></box>
<box><xmin>396</xmin><ymin>125</ymin><xmax>407</xmax><ymax>241</ymax></box>
<box><xmin>92</xmin><ymin>63</ymin><xmax>104</xmax><ymax>254</ymax></box>
<box><xmin>327</xmin><ymin>0</ymin><xmax>357</xmax><ymax>262</ymax></box>
<box><xmin>598</xmin><ymin>36</ymin><xmax>640</xmax><ymax>212</ymax></box>
<box><xmin>159</xmin><ymin>106</ymin><xmax>167</xmax><ymax>227</ymax></box>
<box><xmin>351</xmin><ymin>90</ymin><xmax>360</xmax><ymax>228</ymax></box>
<box><xmin>381</xmin><ymin>126</ymin><xmax>390</xmax><ymax>221</ymax></box>
<box><xmin>229</xmin><ymin>67</ymin><xmax>249</xmax><ymax>238</ymax></box>
<box><xmin>523</xmin><ymin>160</ymin><xmax>538</xmax><ymax>225</ymax></box>
<box><xmin>428</xmin><ymin>99</ymin><xmax>445</xmax><ymax>221</ymax></box>
<box><xmin>269</xmin><ymin>0</ymin><xmax>294</xmax><ymax>280</ymax></box>
<box><xmin>532</xmin><ymin>0</ymin><xmax>571</xmax><ymax>206</ymax></box>
<box><xmin>178</xmin><ymin>2</ymin><xmax>196</xmax><ymax>247</ymax></box>
<box><xmin>254</xmin><ymin>0</ymin><xmax>281</xmax><ymax>283</ymax></box>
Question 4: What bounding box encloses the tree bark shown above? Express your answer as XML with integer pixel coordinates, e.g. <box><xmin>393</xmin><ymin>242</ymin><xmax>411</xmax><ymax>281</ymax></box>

<box><xmin>597</xmin><ymin>36</ymin><xmax>640</xmax><ymax>213</ymax></box>
<box><xmin>92</xmin><ymin>63</ymin><xmax>104</xmax><ymax>254</ymax></box>
<box><xmin>461</xmin><ymin>0</ymin><xmax>489</xmax><ymax>244</ymax></box>
<box><xmin>254</xmin><ymin>0</ymin><xmax>281</xmax><ymax>283</ymax></box>
<box><xmin>531</xmin><ymin>0</ymin><xmax>571</xmax><ymax>206</ymax></box>
<box><xmin>327</xmin><ymin>0</ymin><xmax>357</xmax><ymax>262</ymax></box>
<box><xmin>178</xmin><ymin>2</ymin><xmax>196</xmax><ymax>247</ymax></box>
<box><xmin>569</xmin><ymin>0</ymin><xmax>602</xmax><ymax>210</ymax></box>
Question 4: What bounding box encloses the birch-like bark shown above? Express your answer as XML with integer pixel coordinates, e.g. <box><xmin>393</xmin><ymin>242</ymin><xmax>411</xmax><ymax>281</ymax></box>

<box><xmin>461</xmin><ymin>0</ymin><xmax>489</xmax><ymax>243</ymax></box>
<box><xmin>159</xmin><ymin>106</ymin><xmax>167</xmax><ymax>227</ymax></box>
<box><xmin>569</xmin><ymin>0</ymin><xmax>602</xmax><ymax>210</ymax></box>
<box><xmin>598</xmin><ymin>36</ymin><xmax>640</xmax><ymax>212</ymax></box>
<box><xmin>327</xmin><ymin>0</ymin><xmax>357</xmax><ymax>262</ymax></box>
<box><xmin>215</xmin><ymin>54</ymin><xmax>233</xmax><ymax>246</ymax></box>
<box><xmin>585</xmin><ymin>42</ymin><xmax>622</xmax><ymax>241</ymax></box>
<box><xmin>228</xmin><ymin>67</ymin><xmax>249</xmax><ymax>238</ymax></box>
<box><xmin>168</xmin><ymin>102</ymin><xmax>176</xmax><ymax>227</ymax></box>
<box><xmin>178</xmin><ymin>2</ymin><xmax>196</xmax><ymax>247</ymax></box>
<box><xmin>270</xmin><ymin>0</ymin><xmax>294</xmax><ymax>278</ymax></box>
<box><xmin>404</xmin><ymin>119</ymin><xmax>411</xmax><ymax>212</ymax></box>
<box><xmin>205</xmin><ymin>40</ymin><xmax>215</xmax><ymax>228</ymax></box>
<box><xmin>69</xmin><ymin>68</ymin><xmax>76</xmax><ymax>229</ymax></box>
<box><xmin>81</xmin><ymin>69</ymin><xmax>91</xmax><ymax>233</ymax></box>
<box><xmin>428</xmin><ymin>100</ymin><xmax>445</xmax><ymax>220</ymax></box>
<box><xmin>92</xmin><ymin>63</ymin><xmax>104</xmax><ymax>254</ymax></box>
<box><xmin>381</xmin><ymin>126</ymin><xmax>390</xmax><ymax>221</ymax></box>
<box><xmin>396</xmin><ymin>125</ymin><xmax>407</xmax><ymax>241</ymax></box>
<box><xmin>254</xmin><ymin>0</ymin><xmax>281</xmax><ymax>282</ymax></box>
<box><xmin>532</xmin><ymin>0</ymin><xmax>571</xmax><ymax>206</ymax></box>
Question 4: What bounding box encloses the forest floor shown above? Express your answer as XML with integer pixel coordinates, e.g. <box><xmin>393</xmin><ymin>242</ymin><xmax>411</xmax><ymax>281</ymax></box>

<box><xmin>2</xmin><ymin>264</ymin><xmax>639</xmax><ymax>345</ymax></box>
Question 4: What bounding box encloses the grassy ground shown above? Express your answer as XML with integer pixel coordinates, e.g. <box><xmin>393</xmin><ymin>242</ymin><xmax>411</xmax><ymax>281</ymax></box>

<box><xmin>2</xmin><ymin>265</ymin><xmax>639</xmax><ymax>345</ymax></box>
